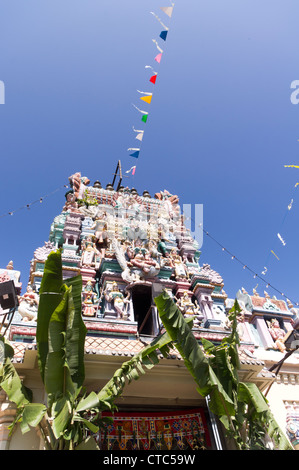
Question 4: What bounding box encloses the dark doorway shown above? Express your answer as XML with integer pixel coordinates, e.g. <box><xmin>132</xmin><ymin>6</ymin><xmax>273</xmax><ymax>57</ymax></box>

<box><xmin>131</xmin><ymin>284</ymin><xmax>155</xmax><ymax>335</ymax></box>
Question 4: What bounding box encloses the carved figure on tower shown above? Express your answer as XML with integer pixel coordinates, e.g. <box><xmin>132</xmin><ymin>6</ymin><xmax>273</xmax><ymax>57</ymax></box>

<box><xmin>170</xmin><ymin>248</ymin><xmax>188</xmax><ymax>280</ymax></box>
<box><xmin>81</xmin><ymin>236</ymin><xmax>100</xmax><ymax>268</ymax></box>
<box><xmin>82</xmin><ymin>280</ymin><xmax>98</xmax><ymax>317</ymax></box>
<box><xmin>267</xmin><ymin>318</ymin><xmax>287</xmax><ymax>353</ymax></box>
<box><xmin>18</xmin><ymin>285</ymin><xmax>39</xmax><ymax>322</ymax></box>
<box><xmin>176</xmin><ymin>291</ymin><xmax>201</xmax><ymax>325</ymax></box>
<box><xmin>104</xmin><ymin>282</ymin><xmax>130</xmax><ymax>320</ymax></box>
<box><xmin>68</xmin><ymin>172</ymin><xmax>90</xmax><ymax>200</ymax></box>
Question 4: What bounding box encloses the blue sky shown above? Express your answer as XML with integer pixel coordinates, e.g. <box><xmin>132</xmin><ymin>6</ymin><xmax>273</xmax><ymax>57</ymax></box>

<box><xmin>0</xmin><ymin>0</ymin><xmax>299</xmax><ymax>305</ymax></box>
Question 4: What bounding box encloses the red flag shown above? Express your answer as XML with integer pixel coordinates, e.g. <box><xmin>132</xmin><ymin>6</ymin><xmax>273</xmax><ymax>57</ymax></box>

<box><xmin>149</xmin><ymin>74</ymin><xmax>157</xmax><ymax>84</ymax></box>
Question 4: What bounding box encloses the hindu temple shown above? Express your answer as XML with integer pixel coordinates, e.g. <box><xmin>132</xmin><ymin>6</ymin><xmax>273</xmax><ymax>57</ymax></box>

<box><xmin>0</xmin><ymin>171</ymin><xmax>299</xmax><ymax>450</ymax></box>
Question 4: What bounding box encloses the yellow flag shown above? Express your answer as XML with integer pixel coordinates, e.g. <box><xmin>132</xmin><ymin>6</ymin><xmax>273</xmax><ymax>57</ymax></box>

<box><xmin>140</xmin><ymin>95</ymin><xmax>152</xmax><ymax>104</ymax></box>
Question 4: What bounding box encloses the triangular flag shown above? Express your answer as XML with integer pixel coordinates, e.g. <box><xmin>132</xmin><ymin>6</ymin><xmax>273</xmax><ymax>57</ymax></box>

<box><xmin>160</xmin><ymin>7</ymin><xmax>173</xmax><ymax>17</ymax></box>
<box><xmin>141</xmin><ymin>114</ymin><xmax>148</xmax><ymax>123</ymax></box>
<box><xmin>149</xmin><ymin>75</ymin><xmax>157</xmax><ymax>84</ymax></box>
<box><xmin>160</xmin><ymin>30</ymin><xmax>168</xmax><ymax>41</ymax></box>
<box><xmin>140</xmin><ymin>95</ymin><xmax>152</xmax><ymax>104</ymax></box>
<box><xmin>136</xmin><ymin>132</ymin><xmax>144</xmax><ymax>141</ymax></box>
<box><xmin>130</xmin><ymin>151</ymin><xmax>140</xmax><ymax>158</ymax></box>
<box><xmin>155</xmin><ymin>53</ymin><xmax>162</xmax><ymax>63</ymax></box>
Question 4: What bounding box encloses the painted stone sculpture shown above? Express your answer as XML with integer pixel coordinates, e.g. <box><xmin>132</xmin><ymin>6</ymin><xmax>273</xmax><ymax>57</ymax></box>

<box><xmin>104</xmin><ymin>282</ymin><xmax>130</xmax><ymax>320</ymax></box>
<box><xmin>267</xmin><ymin>318</ymin><xmax>287</xmax><ymax>353</ymax></box>
<box><xmin>18</xmin><ymin>285</ymin><xmax>39</xmax><ymax>322</ymax></box>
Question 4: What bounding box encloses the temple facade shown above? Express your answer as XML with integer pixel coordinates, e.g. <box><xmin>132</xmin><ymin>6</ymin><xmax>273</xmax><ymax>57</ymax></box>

<box><xmin>0</xmin><ymin>171</ymin><xmax>299</xmax><ymax>450</ymax></box>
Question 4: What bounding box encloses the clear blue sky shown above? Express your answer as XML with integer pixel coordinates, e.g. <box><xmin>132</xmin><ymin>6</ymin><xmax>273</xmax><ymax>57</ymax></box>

<box><xmin>0</xmin><ymin>0</ymin><xmax>299</xmax><ymax>305</ymax></box>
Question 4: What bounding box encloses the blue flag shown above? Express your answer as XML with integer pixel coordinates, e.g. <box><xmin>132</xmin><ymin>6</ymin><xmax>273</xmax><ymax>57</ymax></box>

<box><xmin>160</xmin><ymin>30</ymin><xmax>168</xmax><ymax>41</ymax></box>
<box><xmin>130</xmin><ymin>151</ymin><xmax>140</xmax><ymax>158</ymax></box>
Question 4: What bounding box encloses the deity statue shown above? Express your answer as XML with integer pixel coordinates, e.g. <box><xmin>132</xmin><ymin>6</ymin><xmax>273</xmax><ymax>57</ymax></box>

<box><xmin>267</xmin><ymin>318</ymin><xmax>287</xmax><ymax>353</ymax></box>
<box><xmin>62</xmin><ymin>190</ymin><xmax>79</xmax><ymax>213</ymax></box>
<box><xmin>170</xmin><ymin>249</ymin><xmax>188</xmax><ymax>280</ymax></box>
<box><xmin>68</xmin><ymin>172</ymin><xmax>90</xmax><ymax>200</ymax></box>
<box><xmin>104</xmin><ymin>282</ymin><xmax>130</xmax><ymax>320</ymax></box>
<box><xmin>82</xmin><ymin>280</ymin><xmax>98</xmax><ymax>317</ymax></box>
<box><xmin>176</xmin><ymin>291</ymin><xmax>201</xmax><ymax>325</ymax></box>
<box><xmin>18</xmin><ymin>285</ymin><xmax>39</xmax><ymax>322</ymax></box>
<box><xmin>126</xmin><ymin>242</ymin><xmax>160</xmax><ymax>279</ymax></box>
<box><xmin>92</xmin><ymin>214</ymin><xmax>108</xmax><ymax>257</ymax></box>
<box><xmin>81</xmin><ymin>236</ymin><xmax>100</xmax><ymax>268</ymax></box>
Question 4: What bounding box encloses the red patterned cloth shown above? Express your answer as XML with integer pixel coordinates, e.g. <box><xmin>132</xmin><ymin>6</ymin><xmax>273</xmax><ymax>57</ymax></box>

<box><xmin>97</xmin><ymin>408</ymin><xmax>211</xmax><ymax>450</ymax></box>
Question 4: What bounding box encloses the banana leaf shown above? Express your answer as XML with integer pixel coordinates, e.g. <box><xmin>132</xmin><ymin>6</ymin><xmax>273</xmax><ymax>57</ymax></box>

<box><xmin>0</xmin><ymin>357</ymin><xmax>32</xmax><ymax>407</ymax></box>
<box><xmin>238</xmin><ymin>381</ymin><xmax>292</xmax><ymax>450</ymax></box>
<box><xmin>64</xmin><ymin>274</ymin><xmax>87</xmax><ymax>389</ymax></box>
<box><xmin>36</xmin><ymin>250</ymin><xmax>64</xmax><ymax>383</ymax></box>
<box><xmin>154</xmin><ymin>291</ymin><xmax>235</xmax><ymax>415</ymax></box>
<box><xmin>21</xmin><ymin>403</ymin><xmax>47</xmax><ymax>431</ymax></box>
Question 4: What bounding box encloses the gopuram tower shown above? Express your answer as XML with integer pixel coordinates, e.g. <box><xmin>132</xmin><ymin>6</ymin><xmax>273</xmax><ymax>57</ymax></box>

<box><xmin>22</xmin><ymin>171</ymin><xmax>227</xmax><ymax>337</ymax></box>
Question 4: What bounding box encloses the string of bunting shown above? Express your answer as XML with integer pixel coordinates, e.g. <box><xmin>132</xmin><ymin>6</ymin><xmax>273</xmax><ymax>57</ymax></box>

<box><xmin>0</xmin><ymin>184</ymin><xmax>69</xmax><ymax>219</ymax></box>
<box><xmin>125</xmin><ymin>1</ymin><xmax>175</xmax><ymax>176</ymax></box>
<box><xmin>203</xmin><ymin>227</ymin><xmax>299</xmax><ymax>307</ymax></box>
<box><xmin>182</xmin><ymin>211</ymin><xmax>299</xmax><ymax>308</ymax></box>
<box><xmin>260</xmin><ymin>168</ymin><xmax>299</xmax><ymax>277</ymax></box>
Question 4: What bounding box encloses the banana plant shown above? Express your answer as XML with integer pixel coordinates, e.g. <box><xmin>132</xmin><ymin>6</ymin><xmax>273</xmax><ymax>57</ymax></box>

<box><xmin>154</xmin><ymin>290</ymin><xmax>292</xmax><ymax>450</ymax></box>
<box><xmin>0</xmin><ymin>250</ymin><xmax>178</xmax><ymax>450</ymax></box>
<box><xmin>1</xmin><ymin>250</ymin><xmax>292</xmax><ymax>450</ymax></box>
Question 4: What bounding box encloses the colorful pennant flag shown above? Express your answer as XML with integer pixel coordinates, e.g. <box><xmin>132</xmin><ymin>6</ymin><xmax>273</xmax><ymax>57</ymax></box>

<box><xmin>127</xmin><ymin>2</ymin><xmax>175</xmax><ymax>169</ymax></box>
<box><xmin>137</xmin><ymin>90</ymin><xmax>153</xmax><ymax>104</ymax></box>
<box><xmin>160</xmin><ymin>6</ymin><xmax>173</xmax><ymax>18</ymax></box>
<box><xmin>160</xmin><ymin>30</ymin><xmax>168</xmax><ymax>41</ymax></box>
<box><xmin>128</xmin><ymin>148</ymin><xmax>140</xmax><ymax>158</ymax></box>
<box><xmin>149</xmin><ymin>74</ymin><xmax>157</xmax><ymax>84</ymax></box>
<box><xmin>130</xmin><ymin>151</ymin><xmax>140</xmax><ymax>158</ymax></box>
<box><xmin>133</xmin><ymin>127</ymin><xmax>144</xmax><ymax>141</ymax></box>
<box><xmin>140</xmin><ymin>95</ymin><xmax>152</xmax><ymax>104</ymax></box>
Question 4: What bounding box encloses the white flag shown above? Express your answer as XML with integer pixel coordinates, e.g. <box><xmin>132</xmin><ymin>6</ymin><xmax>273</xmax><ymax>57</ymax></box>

<box><xmin>160</xmin><ymin>6</ymin><xmax>173</xmax><ymax>17</ymax></box>
<box><xmin>277</xmin><ymin>233</ymin><xmax>286</xmax><ymax>246</ymax></box>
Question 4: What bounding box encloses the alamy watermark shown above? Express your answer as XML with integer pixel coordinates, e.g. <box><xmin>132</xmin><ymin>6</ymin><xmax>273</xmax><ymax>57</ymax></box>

<box><xmin>0</xmin><ymin>80</ymin><xmax>4</xmax><ymax>104</ymax></box>
<box><xmin>108</xmin><ymin>203</ymin><xmax>204</xmax><ymax>249</ymax></box>
<box><xmin>290</xmin><ymin>80</ymin><xmax>299</xmax><ymax>104</ymax></box>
